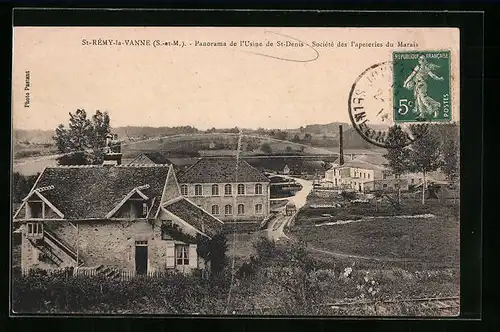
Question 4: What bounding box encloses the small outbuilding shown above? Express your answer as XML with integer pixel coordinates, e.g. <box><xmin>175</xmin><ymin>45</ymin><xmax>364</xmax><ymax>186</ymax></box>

<box><xmin>285</xmin><ymin>202</ymin><xmax>297</xmax><ymax>216</ymax></box>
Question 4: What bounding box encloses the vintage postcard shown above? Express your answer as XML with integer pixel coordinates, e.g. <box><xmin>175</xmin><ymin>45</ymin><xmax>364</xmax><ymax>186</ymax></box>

<box><xmin>11</xmin><ymin>26</ymin><xmax>460</xmax><ymax>316</ymax></box>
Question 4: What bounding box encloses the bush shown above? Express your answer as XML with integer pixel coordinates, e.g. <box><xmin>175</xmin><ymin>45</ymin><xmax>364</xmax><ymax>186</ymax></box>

<box><xmin>12</xmin><ymin>269</ymin><xmax>229</xmax><ymax>314</ymax></box>
<box><xmin>253</xmin><ymin>237</ymin><xmax>277</xmax><ymax>262</ymax></box>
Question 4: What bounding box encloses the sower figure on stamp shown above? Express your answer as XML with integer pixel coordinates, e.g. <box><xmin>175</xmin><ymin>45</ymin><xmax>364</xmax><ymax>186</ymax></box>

<box><xmin>403</xmin><ymin>54</ymin><xmax>444</xmax><ymax>120</ymax></box>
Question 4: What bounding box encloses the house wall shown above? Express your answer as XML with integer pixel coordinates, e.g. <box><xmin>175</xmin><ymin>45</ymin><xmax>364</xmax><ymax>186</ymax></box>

<box><xmin>20</xmin><ymin>219</ymin><xmax>203</xmax><ymax>274</ymax></box>
<box><xmin>179</xmin><ymin>182</ymin><xmax>269</xmax><ymax>222</ymax></box>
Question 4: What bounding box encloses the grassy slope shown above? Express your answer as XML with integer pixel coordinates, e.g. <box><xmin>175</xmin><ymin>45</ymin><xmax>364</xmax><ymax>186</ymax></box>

<box><xmin>290</xmin><ymin>202</ymin><xmax>459</xmax><ymax>269</ymax></box>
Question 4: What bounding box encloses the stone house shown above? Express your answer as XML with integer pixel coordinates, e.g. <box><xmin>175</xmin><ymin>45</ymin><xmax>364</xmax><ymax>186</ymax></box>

<box><xmin>13</xmin><ymin>162</ymin><xmax>223</xmax><ymax>275</ymax></box>
<box><xmin>177</xmin><ymin>157</ymin><xmax>271</xmax><ymax>222</ymax></box>
<box><xmin>324</xmin><ymin>161</ymin><xmax>387</xmax><ymax>192</ymax></box>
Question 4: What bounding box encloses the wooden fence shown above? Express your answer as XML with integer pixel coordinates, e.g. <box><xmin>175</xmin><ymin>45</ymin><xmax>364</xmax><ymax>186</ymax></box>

<box><xmin>21</xmin><ymin>267</ymin><xmax>185</xmax><ymax>280</ymax></box>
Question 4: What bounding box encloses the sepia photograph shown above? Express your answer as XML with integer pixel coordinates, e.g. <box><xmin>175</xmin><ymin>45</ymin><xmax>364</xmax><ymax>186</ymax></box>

<box><xmin>11</xmin><ymin>25</ymin><xmax>461</xmax><ymax>316</ymax></box>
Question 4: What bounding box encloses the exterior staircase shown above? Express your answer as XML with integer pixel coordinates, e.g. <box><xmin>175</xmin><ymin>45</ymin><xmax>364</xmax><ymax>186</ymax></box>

<box><xmin>28</xmin><ymin>238</ymin><xmax>63</xmax><ymax>266</ymax></box>
<box><xmin>44</xmin><ymin>229</ymin><xmax>84</xmax><ymax>266</ymax></box>
<box><xmin>95</xmin><ymin>265</ymin><xmax>121</xmax><ymax>280</ymax></box>
<box><xmin>28</xmin><ymin>228</ymin><xmax>84</xmax><ymax>267</ymax></box>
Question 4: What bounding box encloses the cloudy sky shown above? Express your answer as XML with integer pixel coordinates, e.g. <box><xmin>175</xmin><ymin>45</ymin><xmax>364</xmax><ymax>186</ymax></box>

<box><xmin>12</xmin><ymin>27</ymin><xmax>459</xmax><ymax>130</ymax></box>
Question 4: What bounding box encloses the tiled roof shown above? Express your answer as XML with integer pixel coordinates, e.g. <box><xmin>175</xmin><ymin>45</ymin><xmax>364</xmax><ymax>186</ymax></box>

<box><xmin>165</xmin><ymin>197</ymin><xmax>223</xmax><ymax>237</ymax></box>
<box><xmin>178</xmin><ymin>157</ymin><xmax>270</xmax><ymax>183</ymax></box>
<box><xmin>30</xmin><ymin>165</ymin><xmax>170</xmax><ymax>219</ymax></box>
<box><xmin>143</xmin><ymin>152</ymin><xmax>172</xmax><ymax>165</ymax></box>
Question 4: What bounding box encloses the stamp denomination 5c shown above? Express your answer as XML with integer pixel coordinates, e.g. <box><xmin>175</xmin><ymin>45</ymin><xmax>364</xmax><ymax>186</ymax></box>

<box><xmin>393</xmin><ymin>51</ymin><xmax>451</xmax><ymax>123</ymax></box>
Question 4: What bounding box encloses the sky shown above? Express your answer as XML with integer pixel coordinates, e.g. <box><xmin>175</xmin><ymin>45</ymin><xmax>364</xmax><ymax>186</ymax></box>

<box><xmin>12</xmin><ymin>27</ymin><xmax>460</xmax><ymax>131</ymax></box>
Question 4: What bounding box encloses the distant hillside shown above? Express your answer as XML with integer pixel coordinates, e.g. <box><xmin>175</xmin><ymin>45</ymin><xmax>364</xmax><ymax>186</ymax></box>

<box><xmin>13</xmin><ymin>129</ymin><xmax>55</xmax><ymax>144</ymax></box>
<box><xmin>301</xmin><ymin>122</ymin><xmax>351</xmax><ymax>136</ymax></box>
<box><xmin>12</xmin><ymin>121</ymin><xmax>385</xmax><ymax>153</ymax></box>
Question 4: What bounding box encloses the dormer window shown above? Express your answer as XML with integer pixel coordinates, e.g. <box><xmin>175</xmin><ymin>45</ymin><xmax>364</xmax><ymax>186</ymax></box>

<box><xmin>27</xmin><ymin>201</ymin><xmax>43</xmax><ymax>218</ymax></box>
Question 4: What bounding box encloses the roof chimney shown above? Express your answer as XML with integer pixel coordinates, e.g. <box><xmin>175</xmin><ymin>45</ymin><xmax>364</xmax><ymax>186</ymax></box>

<box><xmin>103</xmin><ymin>133</ymin><xmax>122</xmax><ymax>166</ymax></box>
<box><xmin>339</xmin><ymin>125</ymin><xmax>344</xmax><ymax>166</ymax></box>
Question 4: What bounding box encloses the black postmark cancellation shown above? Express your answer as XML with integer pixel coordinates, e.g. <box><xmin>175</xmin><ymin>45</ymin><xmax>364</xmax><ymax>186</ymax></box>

<box><xmin>348</xmin><ymin>62</ymin><xmax>413</xmax><ymax>148</ymax></box>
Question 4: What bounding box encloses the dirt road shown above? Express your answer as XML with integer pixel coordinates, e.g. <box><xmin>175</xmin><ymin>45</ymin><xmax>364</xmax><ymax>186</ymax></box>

<box><xmin>266</xmin><ymin>174</ymin><xmax>313</xmax><ymax>241</ymax></box>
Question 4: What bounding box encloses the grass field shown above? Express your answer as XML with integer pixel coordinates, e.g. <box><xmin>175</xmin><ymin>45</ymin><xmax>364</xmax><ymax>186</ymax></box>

<box><xmin>289</xmin><ymin>201</ymin><xmax>459</xmax><ymax>269</ymax></box>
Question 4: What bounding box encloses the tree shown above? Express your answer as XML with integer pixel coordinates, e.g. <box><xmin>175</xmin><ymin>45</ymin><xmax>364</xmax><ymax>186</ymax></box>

<box><xmin>53</xmin><ymin>109</ymin><xmax>111</xmax><ymax>165</ymax></box>
<box><xmin>409</xmin><ymin>124</ymin><xmax>442</xmax><ymax>205</ymax></box>
<box><xmin>442</xmin><ymin>138</ymin><xmax>459</xmax><ymax>183</ymax></box>
<box><xmin>197</xmin><ymin>233</ymin><xmax>228</xmax><ymax>278</ymax></box>
<box><xmin>285</xmin><ymin>146</ymin><xmax>293</xmax><ymax>153</ymax></box>
<box><xmin>261</xmin><ymin>143</ymin><xmax>273</xmax><ymax>154</ymax></box>
<box><xmin>303</xmin><ymin>133</ymin><xmax>312</xmax><ymax>144</ymax></box>
<box><xmin>12</xmin><ymin>172</ymin><xmax>40</xmax><ymax>203</ymax></box>
<box><xmin>383</xmin><ymin>125</ymin><xmax>412</xmax><ymax>205</ymax></box>
<box><xmin>292</xmin><ymin>134</ymin><xmax>301</xmax><ymax>142</ymax></box>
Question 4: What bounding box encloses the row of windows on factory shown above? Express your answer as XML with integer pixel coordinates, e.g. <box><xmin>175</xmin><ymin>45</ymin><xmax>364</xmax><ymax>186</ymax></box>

<box><xmin>180</xmin><ymin>183</ymin><xmax>264</xmax><ymax>196</ymax></box>
<box><xmin>209</xmin><ymin>203</ymin><xmax>263</xmax><ymax>216</ymax></box>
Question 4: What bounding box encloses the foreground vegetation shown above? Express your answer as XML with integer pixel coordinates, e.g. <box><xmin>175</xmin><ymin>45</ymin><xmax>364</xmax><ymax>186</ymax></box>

<box><xmin>13</xmin><ymin>236</ymin><xmax>459</xmax><ymax>316</ymax></box>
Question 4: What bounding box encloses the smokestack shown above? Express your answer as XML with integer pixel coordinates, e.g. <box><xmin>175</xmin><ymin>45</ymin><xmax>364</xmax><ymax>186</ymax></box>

<box><xmin>102</xmin><ymin>133</ymin><xmax>122</xmax><ymax>166</ymax></box>
<box><xmin>339</xmin><ymin>125</ymin><xmax>344</xmax><ymax>165</ymax></box>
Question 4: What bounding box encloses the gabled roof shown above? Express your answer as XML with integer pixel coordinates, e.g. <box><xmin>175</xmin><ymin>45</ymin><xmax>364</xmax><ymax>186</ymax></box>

<box><xmin>178</xmin><ymin>157</ymin><xmax>270</xmax><ymax>183</ymax></box>
<box><xmin>163</xmin><ymin>197</ymin><xmax>223</xmax><ymax>238</ymax></box>
<box><xmin>19</xmin><ymin>165</ymin><xmax>171</xmax><ymax>220</ymax></box>
<box><xmin>129</xmin><ymin>152</ymin><xmax>172</xmax><ymax>165</ymax></box>
<box><xmin>143</xmin><ymin>152</ymin><xmax>172</xmax><ymax>164</ymax></box>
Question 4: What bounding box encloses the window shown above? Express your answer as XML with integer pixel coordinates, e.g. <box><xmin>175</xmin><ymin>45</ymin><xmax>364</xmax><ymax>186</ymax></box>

<box><xmin>27</xmin><ymin>222</ymin><xmax>43</xmax><ymax>236</ymax></box>
<box><xmin>255</xmin><ymin>184</ymin><xmax>263</xmax><ymax>195</ymax></box>
<box><xmin>334</xmin><ymin>169</ymin><xmax>336</xmax><ymax>176</ymax></box>
<box><xmin>237</xmin><ymin>204</ymin><xmax>245</xmax><ymax>215</ymax></box>
<box><xmin>180</xmin><ymin>185</ymin><xmax>188</xmax><ymax>196</ymax></box>
<box><xmin>176</xmin><ymin>245</ymin><xmax>189</xmax><ymax>266</ymax></box>
<box><xmin>224</xmin><ymin>184</ymin><xmax>232</xmax><ymax>196</ymax></box>
<box><xmin>225</xmin><ymin>204</ymin><xmax>233</xmax><ymax>215</ymax></box>
<box><xmin>142</xmin><ymin>203</ymin><xmax>148</xmax><ymax>217</ymax></box>
<box><xmin>383</xmin><ymin>184</ymin><xmax>388</xmax><ymax>188</ymax></box>
<box><xmin>411</xmin><ymin>178</ymin><xmax>415</xmax><ymax>184</ymax></box>
<box><xmin>195</xmin><ymin>184</ymin><xmax>203</xmax><ymax>196</ymax></box>
<box><xmin>255</xmin><ymin>204</ymin><xmax>263</xmax><ymax>214</ymax></box>
<box><xmin>28</xmin><ymin>201</ymin><xmax>43</xmax><ymax>218</ymax></box>
<box><xmin>363</xmin><ymin>173</ymin><xmax>366</xmax><ymax>179</ymax></box>
<box><xmin>212</xmin><ymin>184</ymin><xmax>219</xmax><ymax>196</ymax></box>
<box><xmin>237</xmin><ymin>184</ymin><xmax>245</xmax><ymax>195</ymax></box>
<box><xmin>160</xmin><ymin>222</ymin><xmax>173</xmax><ymax>240</ymax></box>
<box><xmin>211</xmin><ymin>205</ymin><xmax>219</xmax><ymax>215</ymax></box>
<box><xmin>368</xmin><ymin>173</ymin><xmax>370</xmax><ymax>179</ymax></box>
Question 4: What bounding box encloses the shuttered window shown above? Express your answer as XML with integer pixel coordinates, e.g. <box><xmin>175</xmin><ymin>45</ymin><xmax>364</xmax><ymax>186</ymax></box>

<box><xmin>166</xmin><ymin>242</ymin><xmax>175</xmax><ymax>268</ymax></box>
<box><xmin>176</xmin><ymin>245</ymin><xmax>189</xmax><ymax>266</ymax></box>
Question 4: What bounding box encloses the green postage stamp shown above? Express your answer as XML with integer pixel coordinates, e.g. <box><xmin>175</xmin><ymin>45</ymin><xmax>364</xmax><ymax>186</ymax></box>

<box><xmin>393</xmin><ymin>51</ymin><xmax>451</xmax><ymax>123</ymax></box>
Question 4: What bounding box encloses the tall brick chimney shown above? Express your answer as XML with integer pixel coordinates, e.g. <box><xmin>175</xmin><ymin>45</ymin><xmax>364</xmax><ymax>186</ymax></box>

<box><xmin>103</xmin><ymin>133</ymin><xmax>122</xmax><ymax>166</ymax></box>
<box><xmin>339</xmin><ymin>125</ymin><xmax>344</xmax><ymax>165</ymax></box>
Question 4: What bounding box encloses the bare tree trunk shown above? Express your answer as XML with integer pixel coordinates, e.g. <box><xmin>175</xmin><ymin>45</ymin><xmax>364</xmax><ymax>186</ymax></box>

<box><xmin>421</xmin><ymin>171</ymin><xmax>426</xmax><ymax>205</ymax></box>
